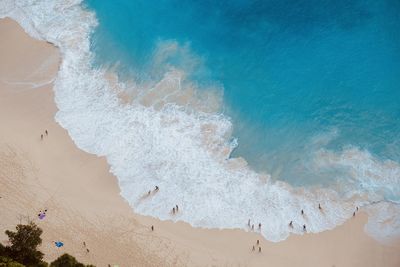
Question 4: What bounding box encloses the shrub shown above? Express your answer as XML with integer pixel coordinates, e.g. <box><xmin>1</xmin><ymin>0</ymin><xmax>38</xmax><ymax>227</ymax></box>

<box><xmin>0</xmin><ymin>243</ymin><xmax>5</xmax><ymax>256</ymax></box>
<box><xmin>50</xmin><ymin>254</ymin><xmax>94</xmax><ymax>267</ymax></box>
<box><xmin>0</xmin><ymin>255</ymin><xmax>26</xmax><ymax>267</ymax></box>
<box><xmin>4</xmin><ymin>222</ymin><xmax>44</xmax><ymax>266</ymax></box>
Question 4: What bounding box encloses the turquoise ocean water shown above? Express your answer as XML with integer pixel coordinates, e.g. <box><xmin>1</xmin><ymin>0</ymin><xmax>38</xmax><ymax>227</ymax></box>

<box><xmin>85</xmin><ymin>0</ymin><xmax>400</xmax><ymax>189</ymax></box>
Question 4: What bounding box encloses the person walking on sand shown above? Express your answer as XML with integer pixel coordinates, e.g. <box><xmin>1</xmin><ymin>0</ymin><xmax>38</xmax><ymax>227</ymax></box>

<box><xmin>252</xmin><ymin>245</ymin><xmax>255</xmax><ymax>251</ymax></box>
<box><xmin>301</xmin><ymin>209</ymin><xmax>304</xmax><ymax>215</ymax></box>
<box><xmin>256</xmin><ymin>239</ymin><xmax>259</xmax><ymax>245</ymax></box>
<box><xmin>176</xmin><ymin>205</ymin><xmax>179</xmax><ymax>212</ymax></box>
<box><xmin>172</xmin><ymin>207</ymin><xmax>176</xmax><ymax>214</ymax></box>
<box><xmin>353</xmin><ymin>211</ymin><xmax>356</xmax><ymax>217</ymax></box>
<box><xmin>259</xmin><ymin>247</ymin><xmax>262</xmax><ymax>253</ymax></box>
<box><xmin>41</xmin><ymin>134</ymin><xmax>43</xmax><ymax>140</ymax></box>
<box><xmin>151</xmin><ymin>225</ymin><xmax>154</xmax><ymax>231</ymax></box>
<box><xmin>289</xmin><ymin>221</ymin><xmax>293</xmax><ymax>228</ymax></box>
<box><xmin>258</xmin><ymin>223</ymin><xmax>262</xmax><ymax>230</ymax></box>
<box><xmin>303</xmin><ymin>224</ymin><xmax>306</xmax><ymax>231</ymax></box>
<box><xmin>45</xmin><ymin>130</ymin><xmax>48</xmax><ymax>135</ymax></box>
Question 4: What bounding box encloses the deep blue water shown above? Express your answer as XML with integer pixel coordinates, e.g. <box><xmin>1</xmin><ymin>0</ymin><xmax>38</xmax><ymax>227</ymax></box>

<box><xmin>85</xmin><ymin>0</ymin><xmax>400</xmax><ymax>185</ymax></box>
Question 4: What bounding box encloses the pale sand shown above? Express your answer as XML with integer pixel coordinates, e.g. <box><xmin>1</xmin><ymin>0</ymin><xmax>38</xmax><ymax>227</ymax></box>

<box><xmin>0</xmin><ymin>18</ymin><xmax>399</xmax><ymax>267</ymax></box>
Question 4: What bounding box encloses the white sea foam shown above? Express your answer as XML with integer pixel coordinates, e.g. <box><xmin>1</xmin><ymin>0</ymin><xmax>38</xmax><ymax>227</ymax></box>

<box><xmin>1</xmin><ymin>0</ymin><xmax>399</xmax><ymax>243</ymax></box>
<box><xmin>365</xmin><ymin>202</ymin><xmax>400</xmax><ymax>243</ymax></box>
<box><xmin>315</xmin><ymin>147</ymin><xmax>400</xmax><ymax>203</ymax></box>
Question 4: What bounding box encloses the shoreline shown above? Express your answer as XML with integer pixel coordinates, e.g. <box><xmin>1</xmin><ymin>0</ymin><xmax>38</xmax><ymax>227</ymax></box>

<box><xmin>1</xmin><ymin>17</ymin><xmax>400</xmax><ymax>266</ymax></box>
<box><xmin>4</xmin><ymin>0</ymin><xmax>400</xmax><ymax>245</ymax></box>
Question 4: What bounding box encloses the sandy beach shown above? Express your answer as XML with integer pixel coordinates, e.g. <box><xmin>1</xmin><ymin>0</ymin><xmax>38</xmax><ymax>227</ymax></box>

<box><xmin>1</xmin><ymin>17</ymin><xmax>399</xmax><ymax>267</ymax></box>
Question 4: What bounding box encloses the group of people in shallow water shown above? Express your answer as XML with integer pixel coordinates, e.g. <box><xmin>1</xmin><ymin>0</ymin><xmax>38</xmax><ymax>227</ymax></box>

<box><xmin>146</xmin><ymin>187</ymin><xmax>361</xmax><ymax>254</ymax></box>
<box><xmin>248</xmin><ymin>203</ymin><xmax>360</xmax><ymax>237</ymax></box>
<box><xmin>147</xmin><ymin>185</ymin><xmax>159</xmax><ymax>196</ymax></box>
<box><xmin>246</xmin><ymin>203</ymin><xmax>360</xmax><ymax>253</ymax></box>
<box><xmin>247</xmin><ymin>219</ymin><xmax>262</xmax><ymax>231</ymax></box>
<box><xmin>172</xmin><ymin>204</ymin><xmax>179</xmax><ymax>215</ymax></box>
<box><xmin>147</xmin><ymin>186</ymin><xmax>181</xmax><ymax>216</ymax></box>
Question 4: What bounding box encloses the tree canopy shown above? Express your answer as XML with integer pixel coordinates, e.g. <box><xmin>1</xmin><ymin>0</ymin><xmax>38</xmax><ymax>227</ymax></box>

<box><xmin>4</xmin><ymin>222</ymin><xmax>44</xmax><ymax>266</ymax></box>
<box><xmin>50</xmin><ymin>253</ymin><xmax>94</xmax><ymax>267</ymax></box>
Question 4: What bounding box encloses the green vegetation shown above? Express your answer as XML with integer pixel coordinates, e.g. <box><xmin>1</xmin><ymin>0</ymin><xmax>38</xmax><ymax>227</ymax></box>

<box><xmin>50</xmin><ymin>254</ymin><xmax>94</xmax><ymax>267</ymax></box>
<box><xmin>0</xmin><ymin>223</ymin><xmax>94</xmax><ymax>267</ymax></box>
<box><xmin>4</xmin><ymin>222</ymin><xmax>44</xmax><ymax>266</ymax></box>
<box><xmin>0</xmin><ymin>256</ymin><xmax>26</xmax><ymax>267</ymax></box>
